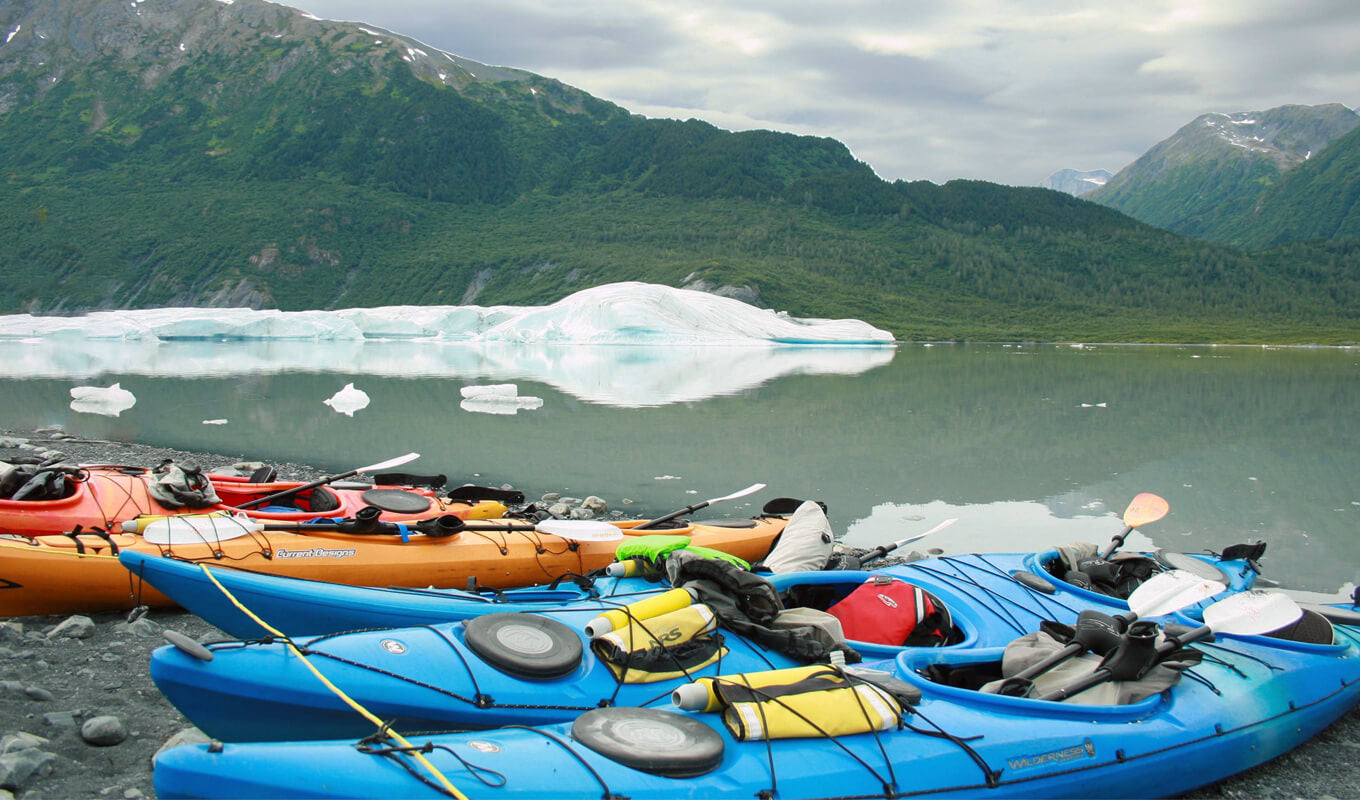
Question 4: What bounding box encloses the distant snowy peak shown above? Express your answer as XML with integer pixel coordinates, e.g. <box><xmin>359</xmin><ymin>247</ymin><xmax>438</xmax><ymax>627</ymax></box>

<box><xmin>1042</xmin><ymin>168</ymin><xmax>1113</xmax><ymax>197</ymax></box>
<box><xmin>0</xmin><ymin>282</ymin><xmax>895</xmax><ymax>346</ymax></box>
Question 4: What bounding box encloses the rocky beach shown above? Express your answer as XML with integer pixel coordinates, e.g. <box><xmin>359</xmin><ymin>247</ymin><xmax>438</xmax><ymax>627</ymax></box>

<box><xmin>1</xmin><ymin>427</ymin><xmax>1358</xmax><ymax>799</ymax></box>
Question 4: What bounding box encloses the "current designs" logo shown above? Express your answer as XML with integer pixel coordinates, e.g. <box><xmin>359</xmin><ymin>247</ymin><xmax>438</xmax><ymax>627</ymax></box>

<box><xmin>272</xmin><ymin>547</ymin><xmax>357</xmax><ymax>560</ymax></box>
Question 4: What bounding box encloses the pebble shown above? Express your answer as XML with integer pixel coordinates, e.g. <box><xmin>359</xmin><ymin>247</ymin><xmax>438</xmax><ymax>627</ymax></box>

<box><xmin>22</xmin><ymin>688</ymin><xmax>52</xmax><ymax>702</ymax></box>
<box><xmin>80</xmin><ymin>716</ymin><xmax>128</xmax><ymax>747</ymax></box>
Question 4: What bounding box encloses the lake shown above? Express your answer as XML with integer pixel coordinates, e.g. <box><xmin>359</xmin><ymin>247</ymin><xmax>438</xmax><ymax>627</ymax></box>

<box><xmin>1</xmin><ymin>338</ymin><xmax>1356</xmax><ymax>599</ymax></box>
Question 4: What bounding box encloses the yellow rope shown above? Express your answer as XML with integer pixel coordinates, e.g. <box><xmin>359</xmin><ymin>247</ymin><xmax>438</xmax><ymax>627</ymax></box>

<box><xmin>195</xmin><ymin>564</ymin><xmax>468</xmax><ymax>800</ymax></box>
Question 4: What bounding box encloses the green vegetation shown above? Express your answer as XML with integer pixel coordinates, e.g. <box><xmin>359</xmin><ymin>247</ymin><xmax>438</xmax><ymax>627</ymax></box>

<box><xmin>1</xmin><ymin>0</ymin><xmax>1358</xmax><ymax>343</ymax></box>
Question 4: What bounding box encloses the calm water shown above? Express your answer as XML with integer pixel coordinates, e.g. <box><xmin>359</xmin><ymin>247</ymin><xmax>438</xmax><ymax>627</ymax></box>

<box><xmin>2</xmin><ymin>340</ymin><xmax>1356</xmax><ymax>598</ymax></box>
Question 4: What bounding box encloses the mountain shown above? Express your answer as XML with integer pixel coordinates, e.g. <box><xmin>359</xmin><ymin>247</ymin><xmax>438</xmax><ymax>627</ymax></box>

<box><xmin>1213</xmin><ymin>124</ymin><xmax>1360</xmax><ymax>247</ymax></box>
<box><xmin>1</xmin><ymin>0</ymin><xmax>1357</xmax><ymax>343</ymax></box>
<box><xmin>1088</xmin><ymin>104</ymin><xmax>1360</xmax><ymax>243</ymax></box>
<box><xmin>1042</xmin><ymin>168</ymin><xmax>1112</xmax><ymax>197</ymax></box>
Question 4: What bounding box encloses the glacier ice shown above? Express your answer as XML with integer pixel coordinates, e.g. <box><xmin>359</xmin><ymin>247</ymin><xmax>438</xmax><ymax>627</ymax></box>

<box><xmin>459</xmin><ymin>383</ymin><xmax>544</xmax><ymax>415</ymax></box>
<box><xmin>323</xmin><ymin>383</ymin><xmax>370</xmax><ymax>416</ymax></box>
<box><xmin>0</xmin><ymin>282</ymin><xmax>894</xmax><ymax>345</ymax></box>
<box><xmin>69</xmin><ymin>382</ymin><xmax>137</xmax><ymax>417</ymax></box>
<box><xmin>0</xmin><ymin>283</ymin><xmax>896</xmax><ymax>408</ymax></box>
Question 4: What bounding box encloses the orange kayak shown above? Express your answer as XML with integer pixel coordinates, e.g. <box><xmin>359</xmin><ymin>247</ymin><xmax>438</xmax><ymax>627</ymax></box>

<box><xmin>0</xmin><ymin>466</ymin><xmax>503</xmax><ymax>537</ymax></box>
<box><xmin>0</xmin><ymin>516</ymin><xmax>786</xmax><ymax>616</ymax></box>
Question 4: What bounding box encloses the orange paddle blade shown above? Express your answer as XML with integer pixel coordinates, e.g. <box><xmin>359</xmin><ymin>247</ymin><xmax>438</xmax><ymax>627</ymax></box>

<box><xmin>1122</xmin><ymin>493</ymin><xmax>1169</xmax><ymax>529</ymax></box>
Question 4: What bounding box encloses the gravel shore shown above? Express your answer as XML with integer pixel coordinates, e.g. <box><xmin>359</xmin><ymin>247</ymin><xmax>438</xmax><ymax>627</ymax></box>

<box><xmin>1</xmin><ymin>427</ymin><xmax>1358</xmax><ymax>799</ymax></box>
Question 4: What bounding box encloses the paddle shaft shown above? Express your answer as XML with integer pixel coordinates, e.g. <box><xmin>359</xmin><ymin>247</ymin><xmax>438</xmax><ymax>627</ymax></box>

<box><xmin>632</xmin><ymin>483</ymin><xmax>764</xmax><ymax>531</ymax></box>
<box><xmin>236</xmin><ymin>470</ymin><xmax>361</xmax><ymax>510</ymax></box>
<box><xmin>1005</xmin><ymin>612</ymin><xmax>1133</xmax><ymax>685</ymax></box>
<box><xmin>1038</xmin><ymin>626</ymin><xmax>1207</xmax><ymax>702</ymax></box>
<box><xmin>1099</xmin><ymin>524</ymin><xmax>1133</xmax><ymax>559</ymax></box>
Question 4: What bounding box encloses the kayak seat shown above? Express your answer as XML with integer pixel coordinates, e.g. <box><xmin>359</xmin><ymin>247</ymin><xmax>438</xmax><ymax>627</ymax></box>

<box><xmin>1039</xmin><ymin>548</ymin><xmax>1159</xmax><ymax>600</ymax></box>
<box><xmin>1264</xmin><ymin>609</ymin><xmax>1334</xmax><ymax>645</ymax></box>
<box><xmin>304</xmin><ymin>487</ymin><xmax>341</xmax><ymax>513</ymax></box>
<box><xmin>570</xmin><ymin>707</ymin><xmax>724</xmax><ymax>778</ymax></box>
<box><xmin>463</xmin><ymin>613</ymin><xmax>583</xmax><ymax>680</ymax></box>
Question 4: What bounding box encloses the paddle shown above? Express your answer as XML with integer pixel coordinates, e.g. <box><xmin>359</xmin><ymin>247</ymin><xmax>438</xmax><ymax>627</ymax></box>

<box><xmin>983</xmin><ymin>569</ymin><xmax>1225</xmax><ymax>693</ymax></box>
<box><xmin>261</xmin><ymin>513</ymin><xmax>625</xmax><ymax>542</ymax></box>
<box><xmin>1038</xmin><ymin>589</ymin><xmax>1303</xmax><ymax>703</ymax></box>
<box><xmin>232</xmin><ymin>453</ymin><xmax>421</xmax><ymax>511</ymax></box>
<box><xmin>1099</xmin><ymin>492</ymin><xmax>1170</xmax><ymax>559</ymax></box>
<box><xmin>840</xmin><ymin>518</ymin><xmax>959</xmax><ymax>569</ymax></box>
<box><xmin>632</xmin><ymin>483</ymin><xmax>767</xmax><ymax>531</ymax></box>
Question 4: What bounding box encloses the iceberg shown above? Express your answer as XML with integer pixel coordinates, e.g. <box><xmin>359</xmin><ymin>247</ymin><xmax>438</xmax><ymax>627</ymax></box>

<box><xmin>458</xmin><ymin>383</ymin><xmax>544</xmax><ymax>415</ymax></box>
<box><xmin>69</xmin><ymin>382</ymin><xmax>137</xmax><ymax>417</ymax></box>
<box><xmin>0</xmin><ymin>282</ymin><xmax>894</xmax><ymax>345</ymax></box>
<box><xmin>0</xmin><ymin>283</ymin><xmax>896</xmax><ymax>407</ymax></box>
<box><xmin>323</xmin><ymin>383</ymin><xmax>370</xmax><ymax>417</ymax></box>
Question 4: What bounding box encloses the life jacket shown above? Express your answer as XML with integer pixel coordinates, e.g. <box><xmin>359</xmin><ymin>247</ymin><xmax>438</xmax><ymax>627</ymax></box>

<box><xmin>827</xmin><ymin>575</ymin><xmax>952</xmax><ymax>647</ymax></box>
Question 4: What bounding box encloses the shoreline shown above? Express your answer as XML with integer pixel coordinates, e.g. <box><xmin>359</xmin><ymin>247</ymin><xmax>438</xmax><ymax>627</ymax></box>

<box><xmin>1</xmin><ymin>428</ymin><xmax>1358</xmax><ymax>799</ymax></box>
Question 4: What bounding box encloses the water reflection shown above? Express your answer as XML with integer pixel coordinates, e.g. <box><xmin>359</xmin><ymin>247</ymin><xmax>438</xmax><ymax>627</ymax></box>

<box><xmin>0</xmin><ymin>341</ymin><xmax>1354</xmax><ymax>598</ymax></box>
<box><xmin>0</xmin><ymin>339</ymin><xmax>895</xmax><ymax>408</ymax></box>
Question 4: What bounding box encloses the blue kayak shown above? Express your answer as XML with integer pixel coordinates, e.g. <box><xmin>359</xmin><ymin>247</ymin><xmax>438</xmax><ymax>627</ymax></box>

<box><xmin>121</xmin><ymin>544</ymin><xmax>1258</xmax><ymax>638</ymax></box>
<box><xmin>147</xmin><ymin>550</ymin><xmax>1258</xmax><ymax>742</ymax></box>
<box><xmin>152</xmin><ymin>607</ymin><xmax>1360</xmax><ymax>799</ymax></box>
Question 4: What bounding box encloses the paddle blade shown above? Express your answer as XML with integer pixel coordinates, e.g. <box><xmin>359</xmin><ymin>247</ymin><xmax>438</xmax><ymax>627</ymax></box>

<box><xmin>357</xmin><ymin>452</ymin><xmax>421</xmax><ymax>474</ymax></box>
<box><xmin>1203</xmin><ymin>589</ymin><xmax>1303</xmax><ymax>636</ymax></box>
<box><xmin>1122</xmin><ymin>493</ymin><xmax>1169</xmax><ymax>529</ymax></box>
<box><xmin>536</xmin><ymin>520</ymin><xmax>625</xmax><ymax>542</ymax></box>
<box><xmin>1126</xmin><ymin>570</ymin><xmax>1224</xmax><ymax>619</ymax></box>
<box><xmin>708</xmin><ymin>483</ymin><xmax>767</xmax><ymax>504</ymax></box>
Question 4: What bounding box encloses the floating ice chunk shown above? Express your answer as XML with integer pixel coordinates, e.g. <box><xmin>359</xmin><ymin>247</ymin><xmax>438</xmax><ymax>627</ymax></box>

<box><xmin>69</xmin><ymin>382</ymin><xmax>137</xmax><ymax>417</ymax></box>
<box><xmin>202</xmin><ymin>419</ymin><xmax>229</xmax><ymax>425</ymax></box>
<box><xmin>323</xmin><ymin>383</ymin><xmax>370</xmax><ymax>416</ymax></box>
<box><xmin>458</xmin><ymin>383</ymin><xmax>542</xmax><ymax>414</ymax></box>
<box><xmin>460</xmin><ymin>384</ymin><xmax>520</xmax><ymax>399</ymax></box>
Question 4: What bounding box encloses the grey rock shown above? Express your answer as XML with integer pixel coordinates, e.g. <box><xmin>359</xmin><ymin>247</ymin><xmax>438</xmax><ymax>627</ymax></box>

<box><xmin>0</xmin><ymin>733</ymin><xmax>48</xmax><ymax>755</ymax></box>
<box><xmin>42</xmin><ymin>711</ymin><xmax>79</xmax><ymax>728</ymax></box>
<box><xmin>22</xmin><ymin>687</ymin><xmax>52</xmax><ymax>702</ymax></box>
<box><xmin>0</xmin><ymin>623</ymin><xmax>24</xmax><ymax>645</ymax></box>
<box><xmin>546</xmin><ymin>502</ymin><xmax>571</xmax><ymax>519</ymax></box>
<box><xmin>47</xmin><ymin>616</ymin><xmax>95</xmax><ymax>640</ymax></box>
<box><xmin>123</xmin><ymin>789</ymin><xmax>147</xmax><ymax>800</ymax></box>
<box><xmin>568</xmin><ymin>507</ymin><xmax>595</xmax><ymax>520</ymax></box>
<box><xmin>539</xmin><ymin>492</ymin><xmax>561</xmax><ymax>502</ymax></box>
<box><xmin>114</xmin><ymin>618</ymin><xmax>161</xmax><ymax>638</ymax></box>
<box><xmin>0</xmin><ymin>745</ymin><xmax>56</xmax><ymax>791</ymax></box>
<box><xmin>580</xmin><ymin>495</ymin><xmax>608</xmax><ymax>514</ymax></box>
<box><xmin>0</xmin><ymin>648</ymin><xmax>35</xmax><ymax>661</ymax></box>
<box><xmin>80</xmin><ymin>715</ymin><xmax>127</xmax><ymax>747</ymax></box>
<box><xmin>154</xmin><ymin>727</ymin><xmax>212</xmax><ymax>765</ymax></box>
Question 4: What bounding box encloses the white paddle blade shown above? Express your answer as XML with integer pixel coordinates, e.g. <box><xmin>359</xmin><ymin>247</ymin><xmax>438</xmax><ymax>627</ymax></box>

<box><xmin>1203</xmin><ymin>589</ymin><xmax>1304</xmax><ymax>636</ymax></box>
<box><xmin>141</xmin><ymin>513</ymin><xmax>264</xmax><ymax>545</ymax></box>
<box><xmin>1127</xmin><ymin>570</ymin><xmax>1225</xmax><ymax>619</ymax></box>
<box><xmin>536</xmin><ymin>520</ymin><xmax>626</xmax><ymax>542</ymax></box>
<box><xmin>886</xmin><ymin>518</ymin><xmax>959</xmax><ymax>551</ymax></box>
<box><xmin>357</xmin><ymin>452</ymin><xmax>421</xmax><ymax>473</ymax></box>
<box><xmin>709</xmin><ymin>483</ymin><xmax>766</xmax><ymax>504</ymax></box>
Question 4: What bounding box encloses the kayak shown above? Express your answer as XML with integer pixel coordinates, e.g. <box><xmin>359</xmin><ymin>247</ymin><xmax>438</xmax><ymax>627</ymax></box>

<box><xmin>119</xmin><ymin>543</ymin><xmax>1258</xmax><ymax>639</ymax></box>
<box><xmin>151</xmin><ymin>602</ymin><xmax>1360</xmax><ymax>799</ymax></box>
<box><xmin>0</xmin><ymin>515</ymin><xmax>785</xmax><ymax>616</ymax></box>
<box><xmin>145</xmin><ymin>549</ymin><xmax>1258</xmax><ymax>742</ymax></box>
<box><xmin>0</xmin><ymin>464</ymin><xmax>488</xmax><ymax>536</ymax></box>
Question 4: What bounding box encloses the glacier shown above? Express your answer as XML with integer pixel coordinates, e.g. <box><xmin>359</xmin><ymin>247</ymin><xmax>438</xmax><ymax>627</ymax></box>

<box><xmin>0</xmin><ymin>283</ymin><xmax>895</xmax><ymax>408</ymax></box>
<box><xmin>0</xmin><ymin>283</ymin><xmax>895</xmax><ymax>345</ymax></box>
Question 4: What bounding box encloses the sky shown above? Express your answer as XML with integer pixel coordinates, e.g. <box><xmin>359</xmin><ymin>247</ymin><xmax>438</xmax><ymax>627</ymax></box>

<box><xmin>287</xmin><ymin>0</ymin><xmax>1360</xmax><ymax>187</ymax></box>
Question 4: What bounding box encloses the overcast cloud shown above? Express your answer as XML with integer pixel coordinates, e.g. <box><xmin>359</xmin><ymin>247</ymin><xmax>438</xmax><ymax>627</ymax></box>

<box><xmin>289</xmin><ymin>0</ymin><xmax>1360</xmax><ymax>186</ymax></box>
